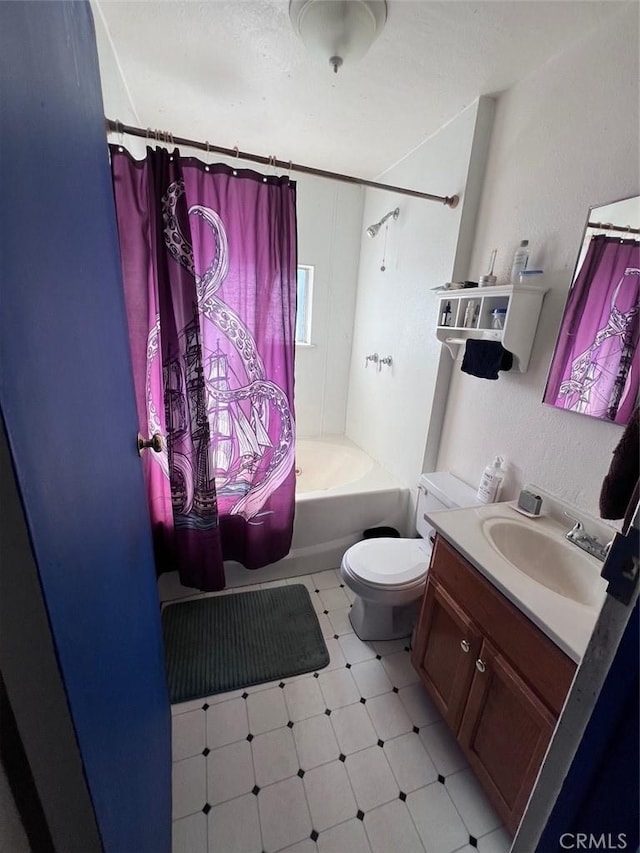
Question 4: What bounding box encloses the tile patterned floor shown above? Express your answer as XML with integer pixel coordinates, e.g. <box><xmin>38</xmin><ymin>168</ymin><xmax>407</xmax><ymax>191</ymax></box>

<box><xmin>170</xmin><ymin>569</ymin><xmax>513</xmax><ymax>853</ymax></box>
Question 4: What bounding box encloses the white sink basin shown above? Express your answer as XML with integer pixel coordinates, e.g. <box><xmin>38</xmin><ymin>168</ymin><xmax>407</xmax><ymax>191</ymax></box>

<box><xmin>481</xmin><ymin>518</ymin><xmax>602</xmax><ymax>607</ymax></box>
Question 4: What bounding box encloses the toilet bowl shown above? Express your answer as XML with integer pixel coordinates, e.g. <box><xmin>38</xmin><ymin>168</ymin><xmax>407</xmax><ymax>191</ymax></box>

<box><xmin>340</xmin><ymin>472</ymin><xmax>481</xmax><ymax>641</ymax></box>
<box><xmin>340</xmin><ymin>537</ymin><xmax>430</xmax><ymax>641</ymax></box>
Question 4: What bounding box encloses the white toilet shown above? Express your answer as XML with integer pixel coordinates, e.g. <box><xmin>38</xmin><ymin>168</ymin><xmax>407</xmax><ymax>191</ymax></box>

<box><xmin>340</xmin><ymin>472</ymin><xmax>481</xmax><ymax>641</ymax></box>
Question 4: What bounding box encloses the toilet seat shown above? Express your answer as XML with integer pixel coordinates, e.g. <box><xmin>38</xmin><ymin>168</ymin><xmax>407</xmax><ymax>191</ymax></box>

<box><xmin>342</xmin><ymin>538</ymin><xmax>430</xmax><ymax>590</ymax></box>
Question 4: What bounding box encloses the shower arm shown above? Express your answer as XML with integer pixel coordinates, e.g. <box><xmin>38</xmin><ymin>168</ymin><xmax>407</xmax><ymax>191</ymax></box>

<box><xmin>379</xmin><ymin>208</ymin><xmax>399</xmax><ymax>228</ymax></box>
<box><xmin>367</xmin><ymin>207</ymin><xmax>400</xmax><ymax>238</ymax></box>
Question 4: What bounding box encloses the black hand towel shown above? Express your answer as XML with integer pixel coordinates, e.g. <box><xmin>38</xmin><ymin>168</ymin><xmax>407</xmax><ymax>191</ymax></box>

<box><xmin>461</xmin><ymin>339</ymin><xmax>513</xmax><ymax>380</ymax></box>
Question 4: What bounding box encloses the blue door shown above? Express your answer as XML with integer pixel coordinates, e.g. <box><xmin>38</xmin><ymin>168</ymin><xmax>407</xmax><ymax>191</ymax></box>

<box><xmin>0</xmin><ymin>4</ymin><xmax>171</xmax><ymax>852</ymax></box>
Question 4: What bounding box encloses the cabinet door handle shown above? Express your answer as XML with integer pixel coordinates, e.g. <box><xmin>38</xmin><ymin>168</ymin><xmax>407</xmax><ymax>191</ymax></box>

<box><xmin>460</xmin><ymin>639</ymin><xmax>470</xmax><ymax>653</ymax></box>
<box><xmin>475</xmin><ymin>658</ymin><xmax>486</xmax><ymax>673</ymax></box>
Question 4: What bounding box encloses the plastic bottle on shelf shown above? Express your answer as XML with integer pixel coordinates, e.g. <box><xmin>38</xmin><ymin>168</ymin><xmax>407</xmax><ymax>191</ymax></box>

<box><xmin>477</xmin><ymin>456</ymin><xmax>506</xmax><ymax>503</ymax></box>
<box><xmin>463</xmin><ymin>300</ymin><xmax>477</xmax><ymax>328</ymax></box>
<box><xmin>441</xmin><ymin>301</ymin><xmax>452</xmax><ymax>326</ymax></box>
<box><xmin>491</xmin><ymin>308</ymin><xmax>507</xmax><ymax>330</ymax></box>
<box><xmin>509</xmin><ymin>240</ymin><xmax>529</xmax><ymax>285</ymax></box>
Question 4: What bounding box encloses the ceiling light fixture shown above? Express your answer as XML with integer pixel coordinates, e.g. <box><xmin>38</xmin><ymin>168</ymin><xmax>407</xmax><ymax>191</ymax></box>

<box><xmin>289</xmin><ymin>0</ymin><xmax>387</xmax><ymax>74</ymax></box>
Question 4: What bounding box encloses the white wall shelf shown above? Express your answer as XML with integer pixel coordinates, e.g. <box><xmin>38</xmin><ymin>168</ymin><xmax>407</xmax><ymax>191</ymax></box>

<box><xmin>436</xmin><ymin>283</ymin><xmax>548</xmax><ymax>372</ymax></box>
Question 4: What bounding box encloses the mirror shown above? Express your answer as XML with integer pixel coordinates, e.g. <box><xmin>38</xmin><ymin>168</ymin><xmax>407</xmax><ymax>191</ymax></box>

<box><xmin>543</xmin><ymin>195</ymin><xmax>640</xmax><ymax>424</ymax></box>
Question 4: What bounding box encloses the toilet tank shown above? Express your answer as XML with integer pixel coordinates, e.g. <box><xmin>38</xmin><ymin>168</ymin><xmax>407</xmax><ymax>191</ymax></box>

<box><xmin>416</xmin><ymin>472</ymin><xmax>482</xmax><ymax>541</ymax></box>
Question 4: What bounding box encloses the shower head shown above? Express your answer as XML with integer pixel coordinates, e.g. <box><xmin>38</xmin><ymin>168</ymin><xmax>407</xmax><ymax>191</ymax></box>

<box><xmin>366</xmin><ymin>207</ymin><xmax>400</xmax><ymax>238</ymax></box>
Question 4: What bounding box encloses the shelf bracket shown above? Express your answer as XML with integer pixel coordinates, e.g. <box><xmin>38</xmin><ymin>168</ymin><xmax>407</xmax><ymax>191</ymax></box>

<box><xmin>443</xmin><ymin>338</ymin><xmax>465</xmax><ymax>358</ymax></box>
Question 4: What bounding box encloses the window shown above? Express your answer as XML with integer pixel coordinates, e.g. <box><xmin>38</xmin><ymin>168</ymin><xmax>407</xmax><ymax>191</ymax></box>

<box><xmin>295</xmin><ymin>265</ymin><xmax>314</xmax><ymax>345</ymax></box>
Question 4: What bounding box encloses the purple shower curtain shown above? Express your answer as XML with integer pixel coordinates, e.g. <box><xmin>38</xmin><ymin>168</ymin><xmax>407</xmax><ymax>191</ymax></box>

<box><xmin>544</xmin><ymin>235</ymin><xmax>640</xmax><ymax>424</ymax></box>
<box><xmin>110</xmin><ymin>146</ymin><xmax>297</xmax><ymax>590</ymax></box>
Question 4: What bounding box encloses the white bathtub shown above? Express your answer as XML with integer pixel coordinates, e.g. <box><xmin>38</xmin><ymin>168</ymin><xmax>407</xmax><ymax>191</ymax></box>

<box><xmin>295</xmin><ymin>439</ymin><xmax>375</xmax><ymax>493</ymax></box>
<box><xmin>158</xmin><ymin>437</ymin><xmax>409</xmax><ymax>599</ymax></box>
<box><xmin>223</xmin><ymin>437</ymin><xmax>409</xmax><ymax>587</ymax></box>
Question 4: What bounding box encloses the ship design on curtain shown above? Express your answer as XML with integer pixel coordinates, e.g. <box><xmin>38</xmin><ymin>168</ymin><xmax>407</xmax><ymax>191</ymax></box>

<box><xmin>545</xmin><ymin>234</ymin><xmax>640</xmax><ymax>425</ymax></box>
<box><xmin>557</xmin><ymin>267</ymin><xmax>640</xmax><ymax>418</ymax></box>
<box><xmin>163</xmin><ymin>309</ymin><xmax>218</xmax><ymax>529</ymax></box>
<box><xmin>204</xmin><ymin>343</ymin><xmax>274</xmax><ymax>495</ymax></box>
<box><xmin>151</xmin><ymin>179</ymin><xmax>295</xmax><ymax>529</ymax></box>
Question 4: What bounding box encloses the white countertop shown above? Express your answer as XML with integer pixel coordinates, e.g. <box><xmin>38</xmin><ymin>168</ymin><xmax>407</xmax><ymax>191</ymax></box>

<box><xmin>426</xmin><ymin>502</ymin><xmax>608</xmax><ymax>663</ymax></box>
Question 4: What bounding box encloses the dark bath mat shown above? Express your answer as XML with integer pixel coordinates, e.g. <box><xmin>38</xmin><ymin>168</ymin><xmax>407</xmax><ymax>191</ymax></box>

<box><xmin>162</xmin><ymin>584</ymin><xmax>330</xmax><ymax>704</ymax></box>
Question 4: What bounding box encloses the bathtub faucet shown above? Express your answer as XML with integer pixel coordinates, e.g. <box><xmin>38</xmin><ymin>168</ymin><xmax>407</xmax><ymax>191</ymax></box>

<box><xmin>378</xmin><ymin>356</ymin><xmax>393</xmax><ymax>372</ymax></box>
<box><xmin>365</xmin><ymin>353</ymin><xmax>379</xmax><ymax>368</ymax></box>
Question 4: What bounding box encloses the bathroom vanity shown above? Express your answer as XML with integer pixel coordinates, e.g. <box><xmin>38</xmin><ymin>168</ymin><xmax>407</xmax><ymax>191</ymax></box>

<box><xmin>411</xmin><ymin>503</ymin><xmax>609</xmax><ymax>834</ymax></box>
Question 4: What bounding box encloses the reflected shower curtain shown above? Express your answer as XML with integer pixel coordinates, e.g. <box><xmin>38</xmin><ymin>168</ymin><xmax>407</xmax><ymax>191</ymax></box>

<box><xmin>544</xmin><ymin>235</ymin><xmax>640</xmax><ymax>423</ymax></box>
<box><xmin>111</xmin><ymin>146</ymin><xmax>297</xmax><ymax>590</ymax></box>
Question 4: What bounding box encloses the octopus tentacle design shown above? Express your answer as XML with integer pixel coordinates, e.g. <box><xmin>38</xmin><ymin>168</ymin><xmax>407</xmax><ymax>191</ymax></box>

<box><xmin>162</xmin><ymin>183</ymin><xmax>266</xmax><ymax>382</ymax></box>
<box><xmin>558</xmin><ymin>267</ymin><xmax>640</xmax><ymax>418</ymax></box>
<box><xmin>158</xmin><ymin>179</ymin><xmax>295</xmax><ymax>521</ymax></box>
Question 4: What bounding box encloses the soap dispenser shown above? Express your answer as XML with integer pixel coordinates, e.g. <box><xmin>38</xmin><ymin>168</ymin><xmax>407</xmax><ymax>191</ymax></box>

<box><xmin>477</xmin><ymin>456</ymin><xmax>506</xmax><ymax>503</ymax></box>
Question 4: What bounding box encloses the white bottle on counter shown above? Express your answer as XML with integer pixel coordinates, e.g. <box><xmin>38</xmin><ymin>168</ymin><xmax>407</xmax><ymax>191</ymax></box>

<box><xmin>477</xmin><ymin>456</ymin><xmax>506</xmax><ymax>503</ymax></box>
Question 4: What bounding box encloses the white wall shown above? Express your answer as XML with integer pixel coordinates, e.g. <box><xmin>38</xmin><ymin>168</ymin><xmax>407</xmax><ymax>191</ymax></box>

<box><xmin>94</xmin><ymin>4</ymin><xmax>364</xmax><ymax>440</ymax></box>
<box><xmin>93</xmin><ymin>3</ymin><xmax>146</xmax><ymax>158</ymax></box>
<box><xmin>294</xmin><ymin>177</ymin><xmax>364</xmax><ymax>437</ymax></box>
<box><xmin>345</xmin><ymin>98</ymin><xmax>494</xmax><ymax>497</ymax></box>
<box><xmin>436</xmin><ymin>3</ymin><xmax>640</xmax><ymax>517</ymax></box>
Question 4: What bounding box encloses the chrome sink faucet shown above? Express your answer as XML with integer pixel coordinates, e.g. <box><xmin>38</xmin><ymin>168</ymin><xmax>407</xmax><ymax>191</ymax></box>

<box><xmin>564</xmin><ymin>512</ymin><xmax>612</xmax><ymax>562</ymax></box>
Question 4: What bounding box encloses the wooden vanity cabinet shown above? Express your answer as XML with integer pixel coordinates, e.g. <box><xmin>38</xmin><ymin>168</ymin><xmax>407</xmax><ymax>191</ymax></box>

<box><xmin>413</xmin><ymin>580</ymin><xmax>482</xmax><ymax>731</ymax></box>
<box><xmin>411</xmin><ymin>535</ymin><xmax>577</xmax><ymax>834</ymax></box>
<box><xmin>458</xmin><ymin>638</ymin><xmax>556</xmax><ymax>831</ymax></box>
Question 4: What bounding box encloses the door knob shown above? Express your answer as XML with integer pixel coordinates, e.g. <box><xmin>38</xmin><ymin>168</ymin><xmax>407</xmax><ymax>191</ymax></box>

<box><xmin>475</xmin><ymin>658</ymin><xmax>486</xmax><ymax>673</ymax></box>
<box><xmin>460</xmin><ymin>639</ymin><xmax>470</xmax><ymax>653</ymax></box>
<box><xmin>137</xmin><ymin>432</ymin><xmax>163</xmax><ymax>456</ymax></box>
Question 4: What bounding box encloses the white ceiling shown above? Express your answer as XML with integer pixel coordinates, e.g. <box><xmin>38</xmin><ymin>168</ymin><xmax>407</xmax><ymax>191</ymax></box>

<box><xmin>95</xmin><ymin>0</ymin><xmax>622</xmax><ymax>179</ymax></box>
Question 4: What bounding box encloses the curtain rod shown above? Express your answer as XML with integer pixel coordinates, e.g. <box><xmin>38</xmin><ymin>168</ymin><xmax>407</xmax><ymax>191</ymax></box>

<box><xmin>587</xmin><ymin>221</ymin><xmax>640</xmax><ymax>235</ymax></box>
<box><xmin>106</xmin><ymin>119</ymin><xmax>459</xmax><ymax>209</ymax></box>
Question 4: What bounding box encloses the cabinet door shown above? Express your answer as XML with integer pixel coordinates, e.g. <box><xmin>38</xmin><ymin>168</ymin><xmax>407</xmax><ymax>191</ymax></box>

<box><xmin>458</xmin><ymin>639</ymin><xmax>556</xmax><ymax>834</ymax></box>
<box><xmin>412</xmin><ymin>579</ymin><xmax>482</xmax><ymax>732</ymax></box>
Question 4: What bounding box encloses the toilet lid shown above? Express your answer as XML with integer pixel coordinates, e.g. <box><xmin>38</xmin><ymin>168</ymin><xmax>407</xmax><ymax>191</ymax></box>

<box><xmin>344</xmin><ymin>538</ymin><xmax>430</xmax><ymax>588</ymax></box>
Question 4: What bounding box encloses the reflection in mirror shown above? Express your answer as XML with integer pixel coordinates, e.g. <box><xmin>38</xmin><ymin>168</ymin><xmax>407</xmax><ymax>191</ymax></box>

<box><xmin>543</xmin><ymin>196</ymin><xmax>640</xmax><ymax>424</ymax></box>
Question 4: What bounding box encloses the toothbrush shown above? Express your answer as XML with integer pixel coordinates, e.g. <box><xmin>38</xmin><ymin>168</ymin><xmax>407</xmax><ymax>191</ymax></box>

<box><xmin>488</xmin><ymin>248</ymin><xmax>497</xmax><ymax>277</ymax></box>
